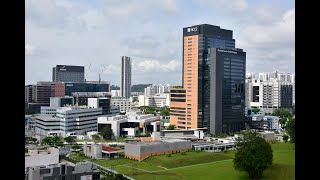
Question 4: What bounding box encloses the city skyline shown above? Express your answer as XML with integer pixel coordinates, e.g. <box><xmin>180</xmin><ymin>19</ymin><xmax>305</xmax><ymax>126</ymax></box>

<box><xmin>26</xmin><ymin>0</ymin><xmax>295</xmax><ymax>86</ymax></box>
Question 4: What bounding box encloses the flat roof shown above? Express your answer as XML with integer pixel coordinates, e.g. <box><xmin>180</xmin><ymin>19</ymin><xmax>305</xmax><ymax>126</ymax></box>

<box><xmin>128</xmin><ymin>138</ymin><xmax>189</xmax><ymax>146</ymax></box>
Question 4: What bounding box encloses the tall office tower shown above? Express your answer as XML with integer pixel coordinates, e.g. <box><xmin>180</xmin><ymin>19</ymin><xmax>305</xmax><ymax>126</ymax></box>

<box><xmin>52</xmin><ymin>65</ymin><xmax>85</xmax><ymax>83</ymax></box>
<box><xmin>120</xmin><ymin>56</ymin><xmax>132</xmax><ymax>98</ymax></box>
<box><xmin>170</xmin><ymin>24</ymin><xmax>246</xmax><ymax>134</ymax></box>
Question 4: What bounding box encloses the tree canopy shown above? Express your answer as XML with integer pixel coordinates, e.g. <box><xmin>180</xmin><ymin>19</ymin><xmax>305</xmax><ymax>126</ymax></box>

<box><xmin>234</xmin><ymin>131</ymin><xmax>273</xmax><ymax>180</ymax></box>
<box><xmin>167</xmin><ymin>124</ymin><xmax>175</xmax><ymax>130</ymax></box>
<box><xmin>100</xmin><ymin>127</ymin><xmax>114</xmax><ymax>140</ymax></box>
<box><xmin>285</xmin><ymin>117</ymin><xmax>295</xmax><ymax>143</ymax></box>
<box><xmin>64</xmin><ymin>136</ymin><xmax>76</xmax><ymax>144</ymax></box>
<box><xmin>272</xmin><ymin>108</ymin><xmax>292</xmax><ymax>118</ymax></box>
<box><xmin>251</xmin><ymin>108</ymin><xmax>260</xmax><ymax>114</ymax></box>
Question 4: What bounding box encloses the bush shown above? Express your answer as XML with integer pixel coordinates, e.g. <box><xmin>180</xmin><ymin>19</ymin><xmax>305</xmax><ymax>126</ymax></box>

<box><xmin>166</xmin><ymin>154</ymin><xmax>171</xmax><ymax>157</ymax></box>
<box><xmin>181</xmin><ymin>152</ymin><xmax>186</xmax><ymax>155</ymax></box>
<box><xmin>223</xmin><ymin>150</ymin><xmax>228</xmax><ymax>153</ymax></box>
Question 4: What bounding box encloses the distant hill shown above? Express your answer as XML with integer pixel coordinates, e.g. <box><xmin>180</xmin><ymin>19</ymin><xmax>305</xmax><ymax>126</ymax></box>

<box><xmin>110</xmin><ymin>85</ymin><xmax>120</xmax><ymax>90</ymax></box>
<box><xmin>131</xmin><ymin>84</ymin><xmax>152</xmax><ymax>92</ymax></box>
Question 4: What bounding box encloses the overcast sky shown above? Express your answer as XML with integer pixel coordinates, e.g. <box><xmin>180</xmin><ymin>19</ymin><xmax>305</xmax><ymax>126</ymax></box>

<box><xmin>25</xmin><ymin>0</ymin><xmax>295</xmax><ymax>86</ymax></box>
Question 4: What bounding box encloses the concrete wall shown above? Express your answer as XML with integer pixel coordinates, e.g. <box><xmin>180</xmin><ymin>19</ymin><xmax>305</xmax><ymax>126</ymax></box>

<box><xmin>83</xmin><ymin>144</ymin><xmax>102</xmax><ymax>159</ymax></box>
<box><xmin>25</xmin><ymin>148</ymin><xmax>59</xmax><ymax>168</ymax></box>
<box><xmin>125</xmin><ymin>140</ymin><xmax>192</xmax><ymax>161</ymax></box>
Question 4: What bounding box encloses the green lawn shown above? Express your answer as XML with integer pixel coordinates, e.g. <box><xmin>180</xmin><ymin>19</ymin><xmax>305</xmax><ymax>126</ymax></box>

<box><xmin>69</xmin><ymin>142</ymin><xmax>295</xmax><ymax>180</ymax></box>
<box><xmin>143</xmin><ymin>151</ymin><xmax>232</xmax><ymax>168</ymax></box>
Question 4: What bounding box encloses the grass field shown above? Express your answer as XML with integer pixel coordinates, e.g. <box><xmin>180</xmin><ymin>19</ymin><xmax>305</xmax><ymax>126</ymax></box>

<box><xmin>69</xmin><ymin>142</ymin><xmax>295</xmax><ymax>180</ymax></box>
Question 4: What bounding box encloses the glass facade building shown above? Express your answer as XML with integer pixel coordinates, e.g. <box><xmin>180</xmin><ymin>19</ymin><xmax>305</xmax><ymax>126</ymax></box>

<box><xmin>206</xmin><ymin>48</ymin><xmax>246</xmax><ymax>134</ymax></box>
<box><xmin>64</xmin><ymin>83</ymin><xmax>110</xmax><ymax>96</ymax></box>
<box><xmin>52</xmin><ymin>65</ymin><xmax>85</xmax><ymax>83</ymax></box>
<box><xmin>170</xmin><ymin>24</ymin><xmax>246</xmax><ymax>134</ymax></box>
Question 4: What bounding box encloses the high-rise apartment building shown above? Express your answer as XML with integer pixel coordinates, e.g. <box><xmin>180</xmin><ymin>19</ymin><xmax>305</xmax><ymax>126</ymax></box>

<box><xmin>170</xmin><ymin>24</ymin><xmax>246</xmax><ymax>134</ymax></box>
<box><xmin>52</xmin><ymin>65</ymin><xmax>85</xmax><ymax>83</ymax></box>
<box><xmin>120</xmin><ymin>56</ymin><xmax>132</xmax><ymax>98</ymax></box>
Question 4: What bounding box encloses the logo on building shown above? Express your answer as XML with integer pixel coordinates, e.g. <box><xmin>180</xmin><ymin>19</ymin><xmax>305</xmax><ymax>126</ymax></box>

<box><xmin>217</xmin><ymin>49</ymin><xmax>237</xmax><ymax>54</ymax></box>
<box><xmin>187</xmin><ymin>27</ymin><xmax>197</xmax><ymax>32</ymax></box>
<box><xmin>59</xmin><ymin>66</ymin><xmax>67</xmax><ymax>71</ymax></box>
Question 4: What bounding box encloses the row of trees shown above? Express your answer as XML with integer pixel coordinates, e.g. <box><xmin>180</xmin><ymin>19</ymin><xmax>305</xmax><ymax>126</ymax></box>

<box><xmin>139</xmin><ymin>106</ymin><xmax>170</xmax><ymax>116</ymax></box>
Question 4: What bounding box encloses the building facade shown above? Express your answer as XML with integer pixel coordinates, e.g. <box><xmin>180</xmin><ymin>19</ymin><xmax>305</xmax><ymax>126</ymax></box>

<box><xmin>138</xmin><ymin>94</ymin><xmax>170</xmax><ymax>107</ymax></box>
<box><xmin>52</xmin><ymin>65</ymin><xmax>85</xmax><ymax>83</ymax></box>
<box><xmin>124</xmin><ymin>139</ymin><xmax>192</xmax><ymax>161</ymax></box>
<box><xmin>50</xmin><ymin>96</ymin><xmax>74</xmax><ymax>108</ymax></box>
<box><xmin>35</xmin><ymin>106</ymin><xmax>103</xmax><ymax>137</ymax></box>
<box><xmin>120</xmin><ymin>56</ymin><xmax>132</xmax><ymax>98</ymax></box>
<box><xmin>111</xmin><ymin>97</ymin><xmax>132</xmax><ymax>113</ymax></box>
<box><xmin>64</xmin><ymin>81</ymin><xmax>110</xmax><ymax>96</ymax></box>
<box><xmin>111</xmin><ymin>90</ymin><xmax>121</xmax><ymax>97</ymax></box>
<box><xmin>170</xmin><ymin>24</ymin><xmax>245</xmax><ymax>134</ymax></box>
<box><xmin>26</xmin><ymin>162</ymin><xmax>100</xmax><ymax>180</ymax></box>
<box><xmin>88</xmin><ymin>97</ymin><xmax>111</xmax><ymax>115</ymax></box>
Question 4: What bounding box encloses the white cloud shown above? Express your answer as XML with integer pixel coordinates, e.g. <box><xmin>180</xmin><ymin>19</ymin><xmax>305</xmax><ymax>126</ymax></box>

<box><xmin>239</xmin><ymin>8</ymin><xmax>294</xmax><ymax>49</ymax></box>
<box><xmin>199</xmin><ymin>0</ymin><xmax>248</xmax><ymax>13</ymax></box>
<box><xmin>25</xmin><ymin>0</ymin><xmax>294</xmax><ymax>85</ymax></box>
<box><xmin>77</xmin><ymin>10</ymin><xmax>106</xmax><ymax>30</ymax></box>
<box><xmin>134</xmin><ymin>59</ymin><xmax>180</xmax><ymax>72</ymax></box>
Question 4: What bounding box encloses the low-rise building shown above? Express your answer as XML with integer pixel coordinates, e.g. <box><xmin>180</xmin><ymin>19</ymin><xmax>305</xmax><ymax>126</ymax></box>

<box><xmin>160</xmin><ymin>128</ymin><xmax>207</xmax><ymax>140</ymax></box>
<box><xmin>25</xmin><ymin>147</ymin><xmax>59</xmax><ymax>168</ymax></box>
<box><xmin>258</xmin><ymin>131</ymin><xmax>275</xmax><ymax>141</ymax></box>
<box><xmin>26</xmin><ymin>162</ymin><xmax>100</xmax><ymax>180</ymax></box>
<box><xmin>83</xmin><ymin>143</ymin><xmax>123</xmax><ymax>159</ymax></box>
<box><xmin>97</xmin><ymin>111</ymin><xmax>160</xmax><ymax>139</ymax></box>
<box><xmin>125</xmin><ymin>139</ymin><xmax>192</xmax><ymax>161</ymax></box>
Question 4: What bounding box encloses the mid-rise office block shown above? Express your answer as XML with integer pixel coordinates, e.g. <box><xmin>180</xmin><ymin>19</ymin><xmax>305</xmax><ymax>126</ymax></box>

<box><xmin>52</xmin><ymin>65</ymin><xmax>85</xmax><ymax>83</ymax></box>
<box><xmin>64</xmin><ymin>81</ymin><xmax>110</xmax><ymax>96</ymax></box>
<box><xmin>111</xmin><ymin>97</ymin><xmax>132</xmax><ymax>113</ymax></box>
<box><xmin>35</xmin><ymin>106</ymin><xmax>103</xmax><ymax>137</ymax></box>
<box><xmin>120</xmin><ymin>56</ymin><xmax>132</xmax><ymax>98</ymax></box>
<box><xmin>138</xmin><ymin>94</ymin><xmax>170</xmax><ymax>107</ymax></box>
<box><xmin>88</xmin><ymin>97</ymin><xmax>111</xmax><ymax>115</ymax></box>
<box><xmin>50</xmin><ymin>96</ymin><xmax>74</xmax><ymax>108</ymax></box>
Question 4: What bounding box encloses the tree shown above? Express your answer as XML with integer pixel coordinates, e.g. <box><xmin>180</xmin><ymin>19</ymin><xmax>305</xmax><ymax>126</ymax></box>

<box><xmin>42</xmin><ymin>137</ymin><xmax>54</xmax><ymax>146</ymax></box>
<box><xmin>160</xmin><ymin>107</ymin><xmax>170</xmax><ymax>116</ymax></box>
<box><xmin>64</xmin><ymin>136</ymin><xmax>76</xmax><ymax>144</ymax></box>
<box><xmin>233</xmin><ymin>130</ymin><xmax>273</xmax><ymax>180</ymax></box>
<box><xmin>91</xmin><ymin>134</ymin><xmax>101</xmax><ymax>140</ymax></box>
<box><xmin>279</xmin><ymin>118</ymin><xmax>287</xmax><ymax>129</ymax></box>
<box><xmin>285</xmin><ymin>117</ymin><xmax>295</xmax><ymax>143</ymax></box>
<box><xmin>167</xmin><ymin>124</ymin><xmax>175</xmax><ymax>130</ymax></box>
<box><xmin>252</xmin><ymin>108</ymin><xmax>260</xmax><ymax>114</ymax></box>
<box><xmin>272</xmin><ymin>108</ymin><xmax>292</xmax><ymax>118</ymax></box>
<box><xmin>282</xmin><ymin>134</ymin><xmax>289</xmax><ymax>142</ymax></box>
<box><xmin>101</xmin><ymin>127</ymin><xmax>114</xmax><ymax>140</ymax></box>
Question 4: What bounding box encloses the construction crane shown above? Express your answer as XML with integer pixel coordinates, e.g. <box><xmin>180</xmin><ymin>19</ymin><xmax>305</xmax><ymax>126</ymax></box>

<box><xmin>85</xmin><ymin>63</ymin><xmax>91</xmax><ymax>82</ymax></box>
<box><xmin>98</xmin><ymin>65</ymin><xmax>107</xmax><ymax>84</ymax></box>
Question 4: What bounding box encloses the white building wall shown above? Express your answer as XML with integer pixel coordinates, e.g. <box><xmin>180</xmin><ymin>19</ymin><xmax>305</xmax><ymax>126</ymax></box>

<box><xmin>87</xmin><ymin>98</ymin><xmax>99</xmax><ymax>108</ymax></box>
<box><xmin>40</xmin><ymin>107</ymin><xmax>57</xmax><ymax>115</ymax></box>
